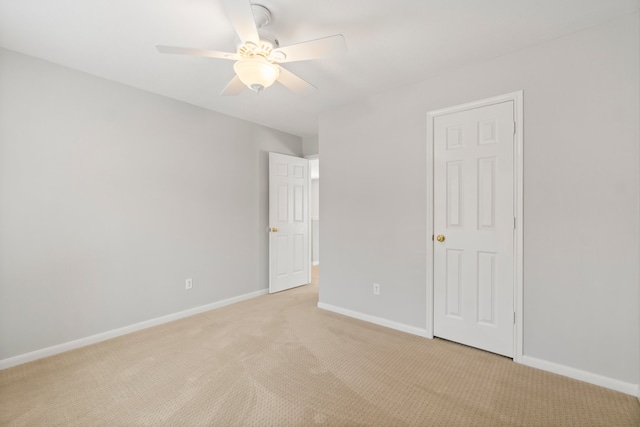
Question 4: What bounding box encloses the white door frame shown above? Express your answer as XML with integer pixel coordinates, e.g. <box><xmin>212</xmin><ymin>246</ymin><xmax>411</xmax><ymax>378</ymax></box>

<box><xmin>305</xmin><ymin>154</ymin><xmax>319</xmax><ymax>283</ymax></box>
<box><xmin>426</xmin><ymin>91</ymin><xmax>524</xmax><ymax>362</ymax></box>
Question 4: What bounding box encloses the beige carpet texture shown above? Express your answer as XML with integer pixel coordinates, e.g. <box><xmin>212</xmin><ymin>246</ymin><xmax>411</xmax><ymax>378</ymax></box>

<box><xmin>1</xmin><ymin>267</ymin><xmax>639</xmax><ymax>426</ymax></box>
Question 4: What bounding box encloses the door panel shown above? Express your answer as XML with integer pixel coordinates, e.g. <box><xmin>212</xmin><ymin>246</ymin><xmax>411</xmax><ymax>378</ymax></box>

<box><xmin>478</xmin><ymin>157</ymin><xmax>496</xmax><ymax>229</ymax></box>
<box><xmin>277</xmin><ymin>184</ymin><xmax>288</xmax><ymax>222</ymax></box>
<box><xmin>294</xmin><ymin>185</ymin><xmax>304</xmax><ymax>222</ymax></box>
<box><xmin>293</xmin><ymin>233</ymin><xmax>304</xmax><ymax>272</ymax></box>
<box><xmin>477</xmin><ymin>251</ymin><xmax>497</xmax><ymax>325</ymax></box>
<box><xmin>446</xmin><ymin>249</ymin><xmax>463</xmax><ymax>318</ymax></box>
<box><xmin>433</xmin><ymin>101</ymin><xmax>514</xmax><ymax>357</ymax></box>
<box><xmin>447</xmin><ymin>161</ymin><xmax>463</xmax><ymax>228</ymax></box>
<box><xmin>269</xmin><ymin>153</ymin><xmax>310</xmax><ymax>293</ymax></box>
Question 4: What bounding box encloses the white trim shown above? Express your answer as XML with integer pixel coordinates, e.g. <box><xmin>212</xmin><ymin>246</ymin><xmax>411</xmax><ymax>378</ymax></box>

<box><xmin>425</xmin><ymin>109</ymin><xmax>435</xmax><ymax>339</ymax></box>
<box><xmin>512</xmin><ymin>91</ymin><xmax>524</xmax><ymax>363</ymax></box>
<box><xmin>307</xmin><ymin>154</ymin><xmax>319</xmax><ymax>281</ymax></box>
<box><xmin>317</xmin><ymin>302</ymin><xmax>429</xmax><ymax>338</ymax></box>
<box><xmin>317</xmin><ymin>306</ymin><xmax>638</xmax><ymax>396</ymax></box>
<box><xmin>426</xmin><ymin>91</ymin><xmax>524</xmax><ymax>360</ymax></box>
<box><xmin>521</xmin><ymin>355</ymin><xmax>639</xmax><ymax>397</ymax></box>
<box><xmin>307</xmin><ymin>156</ymin><xmax>312</xmax><ymax>285</ymax></box>
<box><xmin>0</xmin><ymin>289</ymin><xmax>268</xmax><ymax>370</ymax></box>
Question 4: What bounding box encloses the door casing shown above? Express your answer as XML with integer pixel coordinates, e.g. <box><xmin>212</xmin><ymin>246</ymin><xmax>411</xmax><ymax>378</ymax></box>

<box><xmin>305</xmin><ymin>154</ymin><xmax>318</xmax><ymax>284</ymax></box>
<box><xmin>426</xmin><ymin>91</ymin><xmax>524</xmax><ymax>362</ymax></box>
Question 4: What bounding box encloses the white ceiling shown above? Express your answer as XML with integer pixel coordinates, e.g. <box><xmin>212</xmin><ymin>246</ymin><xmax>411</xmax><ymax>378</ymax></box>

<box><xmin>1</xmin><ymin>0</ymin><xmax>638</xmax><ymax>139</ymax></box>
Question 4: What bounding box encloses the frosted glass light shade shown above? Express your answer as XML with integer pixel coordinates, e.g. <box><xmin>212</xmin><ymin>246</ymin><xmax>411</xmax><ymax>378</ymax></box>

<box><xmin>233</xmin><ymin>57</ymin><xmax>280</xmax><ymax>93</ymax></box>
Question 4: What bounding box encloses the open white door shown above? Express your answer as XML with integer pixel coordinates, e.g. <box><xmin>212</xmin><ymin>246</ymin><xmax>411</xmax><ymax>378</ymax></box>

<box><xmin>269</xmin><ymin>153</ymin><xmax>310</xmax><ymax>293</ymax></box>
<box><xmin>433</xmin><ymin>101</ymin><xmax>515</xmax><ymax>357</ymax></box>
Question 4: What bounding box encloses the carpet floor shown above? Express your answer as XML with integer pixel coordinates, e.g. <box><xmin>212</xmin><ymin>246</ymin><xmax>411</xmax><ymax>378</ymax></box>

<box><xmin>1</xmin><ymin>267</ymin><xmax>639</xmax><ymax>426</ymax></box>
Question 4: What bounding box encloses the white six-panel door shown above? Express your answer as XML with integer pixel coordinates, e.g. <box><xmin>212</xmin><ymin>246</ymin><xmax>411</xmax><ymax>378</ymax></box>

<box><xmin>433</xmin><ymin>101</ymin><xmax>515</xmax><ymax>357</ymax></box>
<box><xmin>269</xmin><ymin>153</ymin><xmax>310</xmax><ymax>293</ymax></box>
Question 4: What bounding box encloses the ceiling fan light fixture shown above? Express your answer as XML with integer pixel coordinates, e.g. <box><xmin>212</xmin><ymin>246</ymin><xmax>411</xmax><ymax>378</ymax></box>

<box><xmin>233</xmin><ymin>57</ymin><xmax>280</xmax><ymax>93</ymax></box>
<box><xmin>156</xmin><ymin>0</ymin><xmax>347</xmax><ymax>96</ymax></box>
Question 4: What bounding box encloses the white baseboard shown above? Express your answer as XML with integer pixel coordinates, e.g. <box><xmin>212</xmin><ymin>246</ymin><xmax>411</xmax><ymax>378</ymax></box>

<box><xmin>520</xmin><ymin>355</ymin><xmax>638</xmax><ymax>396</ymax></box>
<box><xmin>312</xmin><ymin>261</ymin><xmax>320</xmax><ymax>266</ymax></box>
<box><xmin>0</xmin><ymin>288</ymin><xmax>268</xmax><ymax>371</ymax></box>
<box><xmin>316</xmin><ymin>304</ymin><xmax>638</xmax><ymax>397</ymax></box>
<box><xmin>317</xmin><ymin>302</ymin><xmax>429</xmax><ymax>338</ymax></box>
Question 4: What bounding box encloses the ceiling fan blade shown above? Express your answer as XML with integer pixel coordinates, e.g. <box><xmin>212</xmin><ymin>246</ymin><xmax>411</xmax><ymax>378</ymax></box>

<box><xmin>156</xmin><ymin>45</ymin><xmax>238</xmax><ymax>60</ymax></box>
<box><xmin>273</xmin><ymin>34</ymin><xmax>346</xmax><ymax>63</ymax></box>
<box><xmin>220</xmin><ymin>75</ymin><xmax>245</xmax><ymax>96</ymax></box>
<box><xmin>276</xmin><ymin>66</ymin><xmax>316</xmax><ymax>95</ymax></box>
<box><xmin>220</xmin><ymin>0</ymin><xmax>259</xmax><ymax>45</ymax></box>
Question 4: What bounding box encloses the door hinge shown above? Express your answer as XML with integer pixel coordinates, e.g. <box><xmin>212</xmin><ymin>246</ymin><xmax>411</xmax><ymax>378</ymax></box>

<box><xmin>513</xmin><ymin>312</ymin><xmax>516</xmax><ymax>324</ymax></box>
<box><xmin>513</xmin><ymin>217</ymin><xmax>516</xmax><ymax>230</ymax></box>
<box><xmin>513</xmin><ymin>121</ymin><xmax>516</xmax><ymax>135</ymax></box>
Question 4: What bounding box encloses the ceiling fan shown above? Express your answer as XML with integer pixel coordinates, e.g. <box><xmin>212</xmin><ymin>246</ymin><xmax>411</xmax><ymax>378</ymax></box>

<box><xmin>156</xmin><ymin>0</ymin><xmax>347</xmax><ymax>95</ymax></box>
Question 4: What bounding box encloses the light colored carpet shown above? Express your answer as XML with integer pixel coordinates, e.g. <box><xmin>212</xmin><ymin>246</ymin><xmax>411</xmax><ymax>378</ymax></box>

<box><xmin>1</xmin><ymin>266</ymin><xmax>639</xmax><ymax>426</ymax></box>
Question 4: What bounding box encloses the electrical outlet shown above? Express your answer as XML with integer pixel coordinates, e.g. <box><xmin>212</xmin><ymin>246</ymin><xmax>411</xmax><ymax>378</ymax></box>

<box><xmin>185</xmin><ymin>278</ymin><xmax>193</xmax><ymax>290</ymax></box>
<box><xmin>373</xmin><ymin>283</ymin><xmax>380</xmax><ymax>295</ymax></box>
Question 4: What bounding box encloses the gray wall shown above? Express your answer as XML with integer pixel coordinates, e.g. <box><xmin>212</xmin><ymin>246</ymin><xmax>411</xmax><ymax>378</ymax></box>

<box><xmin>0</xmin><ymin>48</ymin><xmax>302</xmax><ymax>360</ymax></box>
<box><xmin>303</xmin><ymin>136</ymin><xmax>319</xmax><ymax>157</ymax></box>
<box><xmin>319</xmin><ymin>13</ymin><xmax>639</xmax><ymax>385</ymax></box>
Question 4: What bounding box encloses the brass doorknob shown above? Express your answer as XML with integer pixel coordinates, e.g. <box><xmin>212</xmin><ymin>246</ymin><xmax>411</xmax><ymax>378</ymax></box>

<box><xmin>436</xmin><ymin>235</ymin><xmax>445</xmax><ymax>242</ymax></box>
<box><xmin>271</xmin><ymin>227</ymin><xmax>278</xmax><ymax>232</ymax></box>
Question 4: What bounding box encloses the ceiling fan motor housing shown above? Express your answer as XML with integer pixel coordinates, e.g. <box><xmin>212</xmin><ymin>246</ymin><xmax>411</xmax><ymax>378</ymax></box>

<box><xmin>251</xmin><ymin>4</ymin><xmax>271</xmax><ymax>28</ymax></box>
<box><xmin>235</xmin><ymin>5</ymin><xmax>279</xmax><ymax>50</ymax></box>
